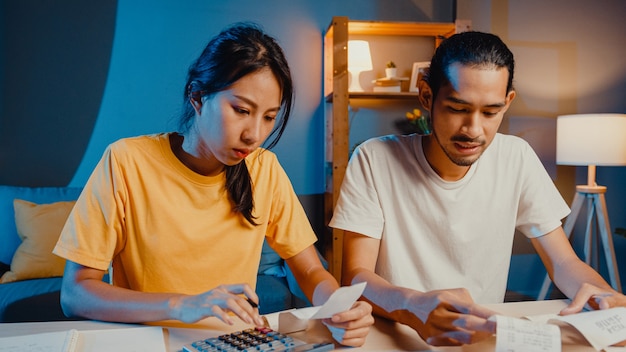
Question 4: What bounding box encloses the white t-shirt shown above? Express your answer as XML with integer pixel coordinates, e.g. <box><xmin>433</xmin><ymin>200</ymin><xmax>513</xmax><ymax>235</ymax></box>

<box><xmin>329</xmin><ymin>133</ymin><xmax>570</xmax><ymax>303</ymax></box>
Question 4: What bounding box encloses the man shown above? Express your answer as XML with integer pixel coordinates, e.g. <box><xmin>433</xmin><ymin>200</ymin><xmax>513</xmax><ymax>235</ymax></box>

<box><xmin>329</xmin><ymin>31</ymin><xmax>626</xmax><ymax>346</ymax></box>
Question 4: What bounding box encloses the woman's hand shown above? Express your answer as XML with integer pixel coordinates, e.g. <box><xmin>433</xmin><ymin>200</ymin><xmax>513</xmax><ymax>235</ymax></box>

<box><xmin>322</xmin><ymin>300</ymin><xmax>374</xmax><ymax>347</ymax></box>
<box><xmin>171</xmin><ymin>283</ymin><xmax>264</xmax><ymax>326</ymax></box>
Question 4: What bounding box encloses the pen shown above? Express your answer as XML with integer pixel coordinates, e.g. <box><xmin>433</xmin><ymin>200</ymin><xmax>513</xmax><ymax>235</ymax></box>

<box><xmin>246</xmin><ymin>297</ymin><xmax>259</xmax><ymax>309</ymax></box>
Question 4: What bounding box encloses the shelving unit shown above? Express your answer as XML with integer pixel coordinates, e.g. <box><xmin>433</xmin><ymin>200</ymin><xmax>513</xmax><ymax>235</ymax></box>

<box><xmin>323</xmin><ymin>16</ymin><xmax>456</xmax><ymax>280</ymax></box>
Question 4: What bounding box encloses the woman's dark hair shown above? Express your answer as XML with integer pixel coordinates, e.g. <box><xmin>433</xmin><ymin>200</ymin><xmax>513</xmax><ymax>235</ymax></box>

<box><xmin>179</xmin><ymin>22</ymin><xmax>294</xmax><ymax>225</ymax></box>
<box><xmin>425</xmin><ymin>31</ymin><xmax>515</xmax><ymax>100</ymax></box>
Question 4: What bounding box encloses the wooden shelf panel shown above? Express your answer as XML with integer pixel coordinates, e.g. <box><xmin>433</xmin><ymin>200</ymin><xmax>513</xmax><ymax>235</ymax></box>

<box><xmin>348</xmin><ymin>21</ymin><xmax>456</xmax><ymax>37</ymax></box>
<box><xmin>325</xmin><ymin>91</ymin><xmax>419</xmax><ymax>102</ymax></box>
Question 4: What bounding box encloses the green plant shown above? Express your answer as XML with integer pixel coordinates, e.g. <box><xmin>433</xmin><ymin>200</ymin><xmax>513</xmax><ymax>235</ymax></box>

<box><xmin>386</xmin><ymin>61</ymin><xmax>396</xmax><ymax>68</ymax></box>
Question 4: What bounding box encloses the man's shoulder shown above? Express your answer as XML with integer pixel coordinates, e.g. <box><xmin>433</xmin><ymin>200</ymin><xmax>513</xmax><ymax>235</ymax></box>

<box><xmin>492</xmin><ymin>133</ymin><xmax>533</xmax><ymax>151</ymax></box>
<box><xmin>357</xmin><ymin>134</ymin><xmax>417</xmax><ymax>153</ymax></box>
<box><xmin>486</xmin><ymin>133</ymin><xmax>537</xmax><ymax>164</ymax></box>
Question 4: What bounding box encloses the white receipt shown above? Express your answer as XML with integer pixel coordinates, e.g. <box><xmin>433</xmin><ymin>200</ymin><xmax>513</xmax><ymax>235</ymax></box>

<box><xmin>494</xmin><ymin>315</ymin><xmax>561</xmax><ymax>352</ymax></box>
<box><xmin>277</xmin><ymin>282</ymin><xmax>366</xmax><ymax>333</ymax></box>
<box><xmin>551</xmin><ymin>307</ymin><xmax>626</xmax><ymax>351</ymax></box>
<box><xmin>289</xmin><ymin>282</ymin><xmax>367</xmax><ymax>320</ymax></box>
<box><xmin>310</xmin><ymin>282</ymin><xmax>367</xmax><ymax>319</ymax></box>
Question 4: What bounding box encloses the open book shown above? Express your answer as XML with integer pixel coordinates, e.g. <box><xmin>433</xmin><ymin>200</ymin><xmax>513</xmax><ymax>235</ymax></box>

<box><xmin>493</xmin><ymin>307</ymin><xmax>626</xmax><ymax>352</ymax></box>
<box><xmin>0</xmin><ymin>326</ymin><xmax>165</xmax><ymax>352</ymax></box>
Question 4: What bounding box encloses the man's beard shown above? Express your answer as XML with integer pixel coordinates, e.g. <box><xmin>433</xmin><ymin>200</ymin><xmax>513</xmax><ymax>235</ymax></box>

<box><xmin>432</xmin><ymin>129</ymin><xmax>485</xmax><ymax>167</ymax></box>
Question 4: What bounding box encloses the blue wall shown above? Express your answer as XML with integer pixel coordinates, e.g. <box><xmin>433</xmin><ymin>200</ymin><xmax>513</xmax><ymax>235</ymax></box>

<box><xmin>1</xmin><ymin>0</ymin><xmax>624</xmax><ymax>298</ymax></box>
<box><xmin>0</xmin><ymin>0</ymin><xmax>453</xmax><ymax>195</ymax></box>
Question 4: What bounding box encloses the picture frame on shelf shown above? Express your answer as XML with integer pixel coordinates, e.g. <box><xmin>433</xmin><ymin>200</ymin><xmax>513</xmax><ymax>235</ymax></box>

<box><xmin>409</xmin><ymin>61</ymin><xmax>430</xmax><ymax>93</ymax></box>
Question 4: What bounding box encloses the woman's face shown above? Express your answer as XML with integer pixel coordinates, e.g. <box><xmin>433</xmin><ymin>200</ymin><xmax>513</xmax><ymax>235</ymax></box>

<box><xmin>186</xmin><ymin>67</ymin><xmax>281</xmax><ymax>175</ymax></box>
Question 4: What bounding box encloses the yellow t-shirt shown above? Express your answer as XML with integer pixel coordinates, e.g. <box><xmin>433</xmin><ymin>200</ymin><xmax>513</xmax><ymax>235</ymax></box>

<box><xmin>54</xmin><ymin>133</ymin><xmax>316</xmax><ymax>294</ymax></box>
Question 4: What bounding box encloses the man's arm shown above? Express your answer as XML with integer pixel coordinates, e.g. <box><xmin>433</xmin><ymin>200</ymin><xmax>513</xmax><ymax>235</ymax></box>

<box><xmin>531</xmin><ymin>226</ymin><xmax>626</xmax><ymax>314</ymax></box>
<box><xmin>342</xmin><ymin>230</ymin><xmax>496</xmax><ymax>346</ymax></box>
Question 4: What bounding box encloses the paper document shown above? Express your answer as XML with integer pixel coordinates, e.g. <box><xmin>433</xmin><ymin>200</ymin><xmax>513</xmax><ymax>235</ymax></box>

<box><xmin>551</xmin><ymin>307</ymin><xmax>626</xmax><ymax>351</ymax></box>
<box><xmin>0</xmin><ymin>326</ymin><xmax>166</xmax><ymax>352</ymax></box>
<box><xmin>493</xmin><ymin>307</ymin><xmax>626</xmax><ymax>352</ymax></box>
<box><xmin>494</xmin><ymin>315</ymin><xmax>561</xmax><ymax>352</ymax></box>
<box><xmin>277</xmin><ymin>282</ymin><xmax>366</xmax><ymax>333</ymax></box>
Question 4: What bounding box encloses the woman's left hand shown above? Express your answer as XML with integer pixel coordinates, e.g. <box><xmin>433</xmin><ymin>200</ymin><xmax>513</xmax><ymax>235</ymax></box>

<box><xmin>322</xmin><ymin>300</ymin><xmax>374</xmax><ymax>347</ymax></box>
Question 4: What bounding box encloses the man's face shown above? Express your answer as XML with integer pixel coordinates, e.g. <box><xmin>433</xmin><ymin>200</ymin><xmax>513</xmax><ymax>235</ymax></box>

<box><xmin>419</xmin><ymin>63</ymin><xmax>515</xmax><ymax>180</ymax></box>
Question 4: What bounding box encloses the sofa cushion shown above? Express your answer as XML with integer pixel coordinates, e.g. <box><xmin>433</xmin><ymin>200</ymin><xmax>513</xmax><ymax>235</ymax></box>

<box><xmin>0</xmin><ymin>199</ymin><xmax>75</xmax><ymax>283</ymax></box>
<box><xmin>0</xmin><ymin>185</ymin><xmax>82</xmax><ymax>265</ymax></box>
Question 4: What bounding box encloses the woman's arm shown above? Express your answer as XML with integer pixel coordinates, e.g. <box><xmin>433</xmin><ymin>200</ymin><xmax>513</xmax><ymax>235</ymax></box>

<box><xmin>60</xmin><ymin>260</ymin><xmax>264</xmax><ymax>326</ymax></box>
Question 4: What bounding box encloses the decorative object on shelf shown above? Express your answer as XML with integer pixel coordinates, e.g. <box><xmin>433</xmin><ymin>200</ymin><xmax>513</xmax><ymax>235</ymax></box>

<box><xmin>538</xmin><ymin>113</ymin><xmax>626</xmax><ymax>300</ymax></box>
<box><xmin>371</xmin><ymin>76</ymin><xmax>408</xmax><ymax>92</ymax></box>
<box><xmin>385</xmin><ymin>61</ymin><xmax>397</xmax><ymax>78</ymax></box>
<box><xmin>395</xmin><ymin>108</ymin><xmax>431</xmax><ymax>135</ymax></box>
<box><xmin>347</xmin><ymin>40</ymin><xmax>373</xmax><ymax>92</ymax></box>
<box><xmin>409</xmin><ymin>61</ymin><xmax>430</xmax><ymax>93</ymax></box>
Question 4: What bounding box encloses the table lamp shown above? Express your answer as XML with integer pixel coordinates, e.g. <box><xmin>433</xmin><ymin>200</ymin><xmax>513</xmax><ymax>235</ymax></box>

<box><xmin>347</xmin><ymin>40</ymin><xmax>373</xmax><ymax>92</ymax></box>
<box><xmin>538</xmin><ymin>113</ymin><xmax>626</xmax><ymax>299</ymax></box>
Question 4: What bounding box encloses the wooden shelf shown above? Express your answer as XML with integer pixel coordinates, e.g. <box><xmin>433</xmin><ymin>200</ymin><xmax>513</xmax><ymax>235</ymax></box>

<box><xmin>322</xmin><ymin>16</ymin><xmax>456</xmax><ymax>280</ymax></box>
<box><xmin>325</xmin><ymin>91</ymin><xmax>419</xmax><ymax>102</ymax></box>
<box><xmin>348</xmin><ymin>20</ymin><xmax>456</xmax><ymax>41</ymax></box>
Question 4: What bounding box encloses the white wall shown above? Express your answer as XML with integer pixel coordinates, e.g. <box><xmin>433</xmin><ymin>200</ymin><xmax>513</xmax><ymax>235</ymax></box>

<box><xmin>458</xmin><ymin>0</ymin><xmax>626</xmax><ymax>296</ymax></box>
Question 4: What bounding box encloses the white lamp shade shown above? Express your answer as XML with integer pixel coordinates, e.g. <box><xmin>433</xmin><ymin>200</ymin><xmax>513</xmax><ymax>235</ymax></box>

<box><xmin>348</xmin><ymin>40</ymin><xmax>373</xmax><ymax>71</ymax></box>
<box><xmin>556</xmin><ymin>113</ymin><xmax>626</xmax><ymax>166</ymax></box>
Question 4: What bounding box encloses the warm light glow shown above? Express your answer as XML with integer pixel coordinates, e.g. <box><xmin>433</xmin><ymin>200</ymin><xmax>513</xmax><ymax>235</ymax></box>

<box><xmin>556</xmin><ymin>114</ymin><xmax>626</xmax><ymax>166</ymax></box>
<box><xmin>347</xmin><ymin>40</ymin><xmax>373</xmax><ymax>92</ymax></box>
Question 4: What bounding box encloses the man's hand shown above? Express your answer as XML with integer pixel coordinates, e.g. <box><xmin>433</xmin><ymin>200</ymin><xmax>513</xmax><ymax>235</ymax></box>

<box><xmin>561</xmin><ymin>282</ymin><xmax>624</xmax><ymax>315</ymax></box>
<box><xmin>322</xmin><ymin>300</ymin><xmax>374</xmax><ymax>347</ymax></box>
<box><xmin>404</xmin><ymin>288</ymin><xmax>497</xmax><ymax>346</ymax></box>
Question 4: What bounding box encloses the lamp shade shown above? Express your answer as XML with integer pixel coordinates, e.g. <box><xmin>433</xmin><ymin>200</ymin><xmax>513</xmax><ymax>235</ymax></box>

<box><xmin>556</xmin><ymin>113</ymin><xmax>626</xmax><ymax>166</ymax></box>
<box><xmin>348</xmin><ymin>40</ymin><xmax>373</xmax><ymax>71</ymax></box>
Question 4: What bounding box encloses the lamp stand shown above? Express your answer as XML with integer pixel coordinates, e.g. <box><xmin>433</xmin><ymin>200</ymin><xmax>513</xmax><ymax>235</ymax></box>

<box><xmin>538</xmin><ymin>165</ymin><xmax>622</xmax><ymax>300</ymax></box>
<box><xmin>348</xmin><ymin>69</ymin><xmax>365</xmax><ymax>92</ymax></box>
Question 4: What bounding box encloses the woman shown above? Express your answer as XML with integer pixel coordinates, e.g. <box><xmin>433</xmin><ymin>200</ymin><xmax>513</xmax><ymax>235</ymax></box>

<box><xmin>54</xmin><ymin>22</ymin><xmax>372</xmax><ymax>347</ymax></box>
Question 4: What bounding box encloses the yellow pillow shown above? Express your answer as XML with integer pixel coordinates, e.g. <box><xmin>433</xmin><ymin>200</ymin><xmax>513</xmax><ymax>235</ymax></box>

<box><xmin>0</xmin><ymin>199</ymin><xmax>75</xmax><ymax>283</ymax></box>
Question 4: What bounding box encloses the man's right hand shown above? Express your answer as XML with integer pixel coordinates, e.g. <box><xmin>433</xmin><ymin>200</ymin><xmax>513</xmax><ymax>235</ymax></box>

<box><xmin>402</xmin><ymin>288</ymin><xmax>496</xmax><ymax>346</ymax></box>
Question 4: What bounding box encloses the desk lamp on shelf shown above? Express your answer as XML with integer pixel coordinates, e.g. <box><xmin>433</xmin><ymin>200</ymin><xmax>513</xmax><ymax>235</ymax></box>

<box><xmin>347</xmin><ymin>40</ymin><xmax>373</xmax><ymax>92</ymax></box>
<box><xmin>538</xmin><ymin>113</ymin><xmax>626</xmax><ymax>300</ymax></box>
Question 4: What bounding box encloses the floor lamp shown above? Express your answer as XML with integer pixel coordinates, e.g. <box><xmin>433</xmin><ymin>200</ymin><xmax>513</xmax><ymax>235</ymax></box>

<box><xmin>538</xmin><ymin>113</ymin><xmax>626</xmax><ymax>300</ymax></box>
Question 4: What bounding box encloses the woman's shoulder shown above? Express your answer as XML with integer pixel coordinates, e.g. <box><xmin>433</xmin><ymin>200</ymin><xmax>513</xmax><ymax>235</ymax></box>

<box><xmin>108</xmin><ymin>133</ymin><xmax>169</xmax><ymax>153</ymax></box>
<box><xmin>247</xmin><ymin>147</ymin><xmax>279</xmax><ymax>164</ymax></box>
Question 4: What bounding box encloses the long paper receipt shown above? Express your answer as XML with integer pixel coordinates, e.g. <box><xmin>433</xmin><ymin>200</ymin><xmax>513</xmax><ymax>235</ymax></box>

<box><xmin>276</xmin><ymin>282</ymin><xmax>366</xmax><ymax>333</ymax></box>
<box><xmin>291</xmin><ymin>282</ymin><xmax>366</xmax><ymax>320</ymax></box>
<box><xmin>494</xmin><ymin>307</ymin><xmax>626</xmax><ymax>352</ymax></box>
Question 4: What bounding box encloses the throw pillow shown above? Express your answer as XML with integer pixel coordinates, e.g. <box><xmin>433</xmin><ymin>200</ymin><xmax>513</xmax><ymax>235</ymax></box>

<box><xmin>0</xmin><ymin>199</ymin><xmax>75</xmax><ymax>283</ymax></box>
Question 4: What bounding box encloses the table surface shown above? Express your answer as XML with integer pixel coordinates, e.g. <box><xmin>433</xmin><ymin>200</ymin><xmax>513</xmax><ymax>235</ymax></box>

<box><xmin>1</xmin><ymin>299</ymin><xmax>624</xmax><ymax>351</ymax></box>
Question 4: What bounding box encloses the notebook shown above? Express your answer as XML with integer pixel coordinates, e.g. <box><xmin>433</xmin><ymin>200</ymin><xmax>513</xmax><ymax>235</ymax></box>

<box><xmin>0</xmin><ymin>326</ymin><xmax>166</xmax><ymax>352</ymax></box>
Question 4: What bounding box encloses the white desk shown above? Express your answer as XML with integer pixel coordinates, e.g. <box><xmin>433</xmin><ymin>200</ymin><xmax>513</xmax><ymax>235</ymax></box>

<box><xmin>1</xmin><ymin>300</ymin><xmax>624</xmax><ymax>351</ymax></box>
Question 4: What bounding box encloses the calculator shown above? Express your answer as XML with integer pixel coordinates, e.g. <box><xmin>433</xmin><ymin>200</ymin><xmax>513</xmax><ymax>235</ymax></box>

<box><xmin>182</xmin><ymin>326</ymin><xmax>334</xmax><ymax>352</ymax></box>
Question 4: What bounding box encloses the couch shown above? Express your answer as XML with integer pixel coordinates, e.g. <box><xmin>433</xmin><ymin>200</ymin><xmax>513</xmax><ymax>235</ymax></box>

<box><xmin>0</xmin><ymin>185</ymin><xmax>312</xmax><ymax>322</ymax></box>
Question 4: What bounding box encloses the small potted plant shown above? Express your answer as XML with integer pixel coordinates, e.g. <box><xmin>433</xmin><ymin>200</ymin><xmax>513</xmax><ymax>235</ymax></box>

<box><xmin>385</xmin><ymin>61</ymin><xmax>397</xmax><ymax>78</ymax></box>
